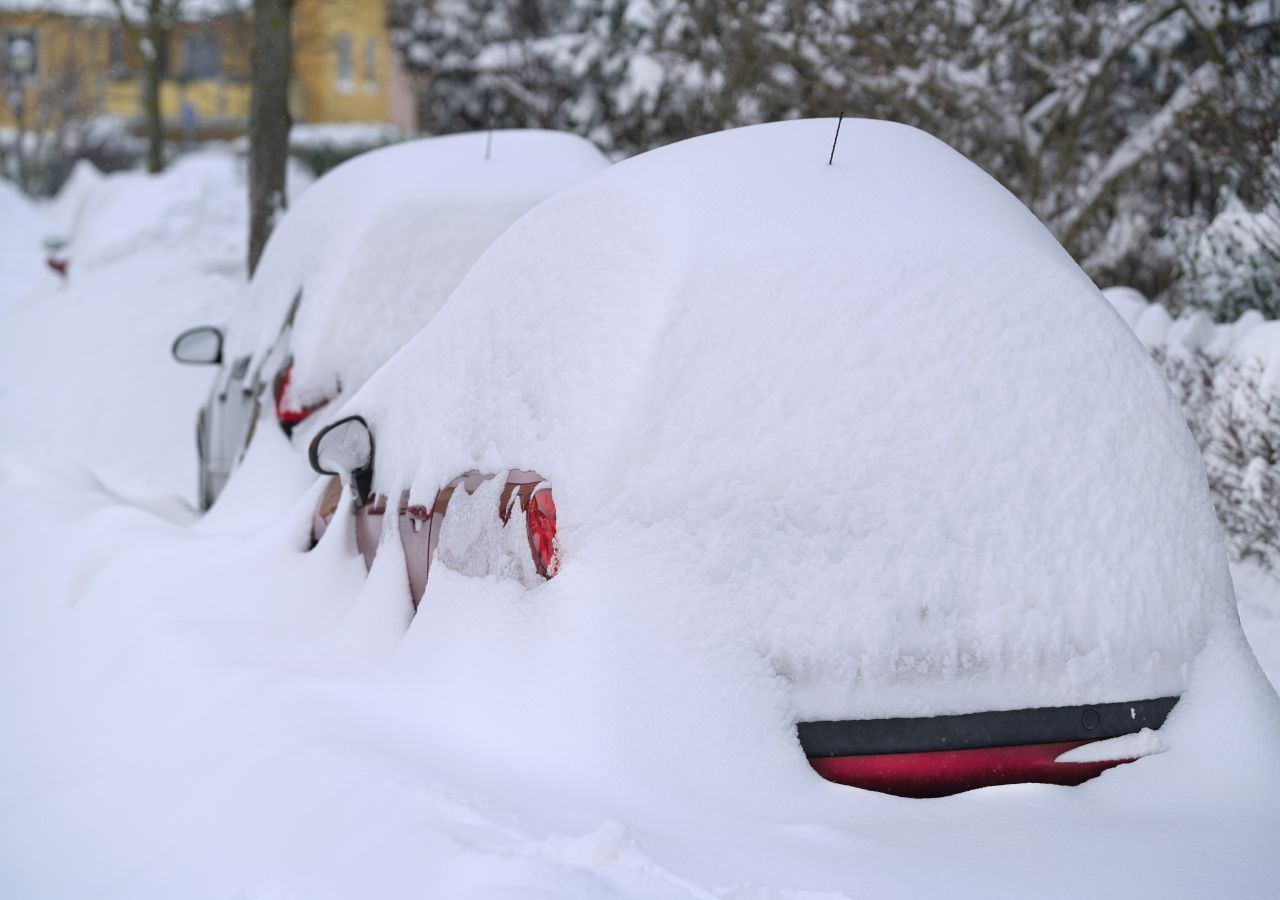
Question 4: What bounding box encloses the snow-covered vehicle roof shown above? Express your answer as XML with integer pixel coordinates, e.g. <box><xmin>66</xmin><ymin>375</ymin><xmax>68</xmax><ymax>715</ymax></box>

<box><xmin>336</xmin><ymin>118</ymin><xmax>1235</xmax><ymax>725</ymax></box>
<box><xmin>225</xmin><ymin>130</ymin><xmax>609</xmax><ymax>410</ymax></box>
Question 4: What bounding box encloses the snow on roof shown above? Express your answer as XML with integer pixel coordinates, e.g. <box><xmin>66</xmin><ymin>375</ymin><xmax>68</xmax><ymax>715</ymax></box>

<box><xmin>351</xmin><ymin>118</ymin><xmax>1230</xmax><ymax>721</ymax></box>
<box><xmin>229</xmin><ymin>130</ymin><xmax>608</xmax><ymax>408</ymax></box>
<box><xmin>0</xmin><ymin>0</ymin><xmax>247</xmax><ymax>20</ymax></box>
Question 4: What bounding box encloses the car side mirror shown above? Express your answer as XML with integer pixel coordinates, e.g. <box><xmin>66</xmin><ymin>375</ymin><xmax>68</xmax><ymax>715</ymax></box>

<box><xmin>308</xmin><ymin>415</ymin><xmax>374</xmax><ymax>507</ymax></box>
<box><xmin>172</xmin><ymin>326</ymin><xmax>224</xmax><ymax>365</ymax></box>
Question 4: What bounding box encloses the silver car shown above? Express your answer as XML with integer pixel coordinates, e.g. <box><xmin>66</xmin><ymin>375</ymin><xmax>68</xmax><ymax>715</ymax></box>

<box><xmin>171</xmin><ymin>293</ymin><xmax>298</xmax><ymax>508</ymax></box>
<box><xmin>171</xmin><ymin>130</ymin><xmax>609</xmax><ymax>509</ymax></box>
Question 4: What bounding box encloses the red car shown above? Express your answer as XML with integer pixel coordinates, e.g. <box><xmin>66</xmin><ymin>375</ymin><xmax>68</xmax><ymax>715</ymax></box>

<box><xmin>302</xmin><ymin>119</ymin><xmax>1234</xmax><ymax>800</ymax></box>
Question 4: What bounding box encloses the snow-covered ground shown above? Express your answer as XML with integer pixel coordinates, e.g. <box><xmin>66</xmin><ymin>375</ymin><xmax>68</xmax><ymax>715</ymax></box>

<box><xmin>1237</xmin><ymin>562</ymin><xmax>1280</xmax><ymax>691</ymax></box>
<box><xmin>1</xmin><ymin>147</ymin><xmax>1279</xmax><ymax>898</ymax></box>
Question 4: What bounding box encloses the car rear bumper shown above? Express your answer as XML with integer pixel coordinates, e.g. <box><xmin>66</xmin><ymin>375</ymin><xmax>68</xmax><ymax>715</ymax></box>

<box><xmin>800</xmin><ymin>697</ymin><xmax>1177</xmax><ymax>798</ymax></box>
<box><xmin>809</xmin><ymin>740</ymin><xmax>1130</xmax><ymax>798</ymax></box>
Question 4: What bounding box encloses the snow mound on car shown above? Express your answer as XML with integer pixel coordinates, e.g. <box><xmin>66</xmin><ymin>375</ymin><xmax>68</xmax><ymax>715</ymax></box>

<box><xmin>56</xmin><ymin>152</ymin><xmax>309</xmax><ymax>276</ymax></box>
<box><xmin>230</xmin><ymin>130</ymin><xmax>609</xmax><ymax>410</ymax></box>
<box><xmin>354</xmin><ymin>118</ymin><xmax>1231</xmax><ymax>721</ymax></box>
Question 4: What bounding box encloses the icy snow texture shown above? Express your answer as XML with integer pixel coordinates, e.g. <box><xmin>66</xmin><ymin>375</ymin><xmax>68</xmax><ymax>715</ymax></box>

<box><xmin>226</xmin><ymin>130</ymin><xmax>608</xmax><ymax>411</ymax></box>
<box><xmin>349</xmin><ymin>118</ymin><xmax>1228</xmax><ymax>720</ymax></box>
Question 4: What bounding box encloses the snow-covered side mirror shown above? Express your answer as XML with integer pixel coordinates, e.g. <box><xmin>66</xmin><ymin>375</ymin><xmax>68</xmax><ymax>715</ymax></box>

<box><xmin>308</xmin><ymin>415</ymin><xmax>374</xmax><ymax>507</ymax></box>
<box><xmin>172</xmin><ymin>326</ymin><xmax>224</xmax><ymax>365</ymax></box>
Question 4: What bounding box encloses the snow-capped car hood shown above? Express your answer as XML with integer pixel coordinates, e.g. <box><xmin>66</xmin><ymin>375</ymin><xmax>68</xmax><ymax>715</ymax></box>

<box><xmin>225</xmin><ymin>130</ymin><xmax>610</xmax><ymax>409</ymax></box>
<box><xmin>347</xmin><ymin>118</ymin><xmax>1232</xmax><ymax>721</ymax></box>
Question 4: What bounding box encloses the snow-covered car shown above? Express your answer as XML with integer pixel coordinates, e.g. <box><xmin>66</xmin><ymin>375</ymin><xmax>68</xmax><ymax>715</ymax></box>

<box><xmin>305</xmin><ymin>118</ymin><xmax>1244</xmax><ymax>799</ymax></box>
<box><xmin>171</xmin><ymin>130</ymin><xmax>608</xmax><ymax>509</ymax></box>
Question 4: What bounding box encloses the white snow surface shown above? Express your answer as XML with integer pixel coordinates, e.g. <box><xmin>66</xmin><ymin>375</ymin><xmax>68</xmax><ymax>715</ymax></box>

<box><xmin>0</xmin><ymin>152</ymin><xmax>281</xmax><ymax>497</ymax></box>
<box><xmin>1100</xmin><ymin>286</ymin><xmax>1280</xmax><ymax>692</ymax></box>
<box><xmin>0</xmin><ymin>176</ymin><xmax>46</xmax><ymax>301</ymax></box>
<box><xmin>1102</xmin><ymin>284</ymin><xmax>1280</xmax><ymax>383</ymax></box>
<box><xmin>1</xmin><ymin>123</ymin><xmax>1279</xmax><ymax>899</ymax></box>
<box><xmin>228</xmin><ymin>130</ymin><xmax>609</xmax><ymax>412</ymax></box>
<box><xmin>351</xmin><ymin>118</ymin><xmax>1228</xmax><ymax>721</ymax></box>
<box><xmin>1054</xmin><ymin>726</ymin><xmax>1167</xmax><ymax>763</ymax></box>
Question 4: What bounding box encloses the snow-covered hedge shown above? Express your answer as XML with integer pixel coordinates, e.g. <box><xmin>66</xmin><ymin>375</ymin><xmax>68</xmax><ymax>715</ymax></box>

<box><xmin>1106</xmin><ymin>288</ymin><xmax>1280</xmax><ymax>570</ymax></box>
<box><xmin>1172</xmin><ymin>184</ymin><xmax>1280</xmax><ymax>322</ymax></box>
<box><xmin>285</xmin><ymin>123</ymin><xmax>402</xmax><ymax>177</ymax></box>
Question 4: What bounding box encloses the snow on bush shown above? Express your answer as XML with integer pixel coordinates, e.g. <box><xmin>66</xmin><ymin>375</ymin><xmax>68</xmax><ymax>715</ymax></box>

<box><xmin>287</xmin><ymin>122</ymin><xmax>403</xmax><ymax>176</ymax></box>
<box><xmin>1172</xmin><ymin>179</ymin><xmax>1280</xmax><ymax>322</ymax></box>
<box><xmin>1104</xmin><ymin>287</ymin><xmax>1280</xmax><ymax>570</ymax></box>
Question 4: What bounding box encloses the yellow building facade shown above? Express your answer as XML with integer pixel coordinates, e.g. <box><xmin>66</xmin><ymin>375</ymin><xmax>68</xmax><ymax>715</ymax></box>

<box><xmin>1</xmin><ymin>1</ymin><xmax>414</xmax><ymax>136</ymax></box>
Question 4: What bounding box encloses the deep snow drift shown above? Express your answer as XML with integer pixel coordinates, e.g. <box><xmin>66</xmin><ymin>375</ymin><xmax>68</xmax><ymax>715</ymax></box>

<box><xmin>1</xmin><ymin>124</ymin><xmax>1278</xmax><ymax>899</ymax></box>
<box><xmin>0</xmin><ymin>151</ymin><xmax>309</xmax><ymax>498</ymax></box>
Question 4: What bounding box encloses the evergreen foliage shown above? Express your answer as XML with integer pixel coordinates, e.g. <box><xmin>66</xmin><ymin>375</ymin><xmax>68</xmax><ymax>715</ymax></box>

<box><xmin>389</xmin><ymin>0</ymin><xmax>1279</xmax><ymax>315</ymax></box>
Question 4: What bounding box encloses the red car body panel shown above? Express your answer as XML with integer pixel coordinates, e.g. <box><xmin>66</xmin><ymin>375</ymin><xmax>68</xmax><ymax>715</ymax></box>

<box><xmin>808</xmin><ymin>740</ymin><xmax>1133</xmax><ymax>798</ymax></box>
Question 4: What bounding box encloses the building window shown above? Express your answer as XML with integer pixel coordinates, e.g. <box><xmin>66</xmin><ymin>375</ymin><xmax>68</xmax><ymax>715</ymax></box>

<box><xmin>182</xmin><ymin>31</ymin><xmax>221</xmax><ymax>79</ymax></box>
<box><xmin>335</xmin><ymin>33</ymin><xmax>353</xmax><ymax>92</ymax></box>
<box><xmin>4</xmin><ymin>30</ymin><xmax>39</xmax><ymax>80</ymax></box>
<box><xmin>363</xmin><ymin>36</ymin><xmax>376</xmax><ymax>91</ymax></box>
<box><xmin>109</xmin><ymin>30</ymin><xmax>131</xmax><ymax>80</ymax></box>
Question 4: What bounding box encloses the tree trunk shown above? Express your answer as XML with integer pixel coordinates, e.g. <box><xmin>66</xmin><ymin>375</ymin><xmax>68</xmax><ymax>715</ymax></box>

<box><xmin>248</xmin><ymin>0</ymin><xmax>294</xmax><ymax>276</ymax></box>
<box><xmin>143</xmin><ymin>60</ymin><xmax>164</xmax><ymax>172</ymax></box>
<box><xmin>143</xmin><ymin>7</ymin><xmax>167</xmax><ymax>173</ymax></box>
<box><xmin>108</xmin><ymin>0</ymin><xmax>169</xmax><ymax>173</ymax></box>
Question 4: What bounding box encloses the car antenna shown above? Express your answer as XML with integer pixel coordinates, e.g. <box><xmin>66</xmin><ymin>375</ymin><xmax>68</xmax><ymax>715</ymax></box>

<box><xmin>485</xmin><ymin>128</ymin><xmax>493</xmax><ymax>161</ymax></box>
<box><xmin>828</xmin><ymin>114</ymin><xmax>844</xmax><ymax>166</ymax></box>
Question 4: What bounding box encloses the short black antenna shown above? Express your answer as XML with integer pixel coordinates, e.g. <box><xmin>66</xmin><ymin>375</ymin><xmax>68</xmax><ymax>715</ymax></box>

<box><xmin>828</xmin><ymin>114</ymin><xmax>844</xmax><ymax>166</ymax></box>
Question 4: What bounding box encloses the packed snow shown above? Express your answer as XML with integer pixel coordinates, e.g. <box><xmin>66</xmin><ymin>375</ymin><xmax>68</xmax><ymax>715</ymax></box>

<box><xmin>1</xmin><ymin>122</ymin><xmax>1278</xmax><ymax>899</ymax></box>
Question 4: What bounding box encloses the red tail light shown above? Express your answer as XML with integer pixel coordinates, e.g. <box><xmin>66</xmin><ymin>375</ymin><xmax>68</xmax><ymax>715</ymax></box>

<box><xmin>311</xmin><ymin>470</ymin><xmax>560</xmax><ymax>610</ymax></box>
<box><xmin>526</xmin><ymin>488</ymin><xmax>559</xmax><ymax>578</ymax></box>
<box><xmin>274</xmin><ymin>363</ymin><xmax>329</xmax><ymax>432</ymax></box>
